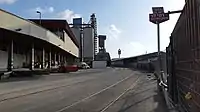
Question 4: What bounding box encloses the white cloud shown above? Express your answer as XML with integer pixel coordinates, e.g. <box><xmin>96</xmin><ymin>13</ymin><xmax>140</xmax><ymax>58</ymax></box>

<box><xmin>103</xmin><ymin>24</ymin><xmax>147</xmax><ymax>58</ymax></box>
<box><xmin>0</xmin><ymin>0</ymin><xmax>17</xmax><ymax>4</ymax></box>
<box><xmin>119</xmin><ymin>41</ymin><xmax>147</xmax><ymax>58</ymax></box>
<box><xmin>48</xmin><ymin>7</ymin><xmax>54</xmax><ymax>13</ymax></box>
<box><xmin>57</xmin><ymin>9</ymin><xmax>81</xmax><ymax>23</ymax></box>
<box><xmin>108</xmin><ymin>24</ymin><xmax>121</xmax><ymax>40</ymax></box>
<box><xmin>34</xmin><ymin>6</ymin><xmax>55</xmax><ymax>13</ymax></box>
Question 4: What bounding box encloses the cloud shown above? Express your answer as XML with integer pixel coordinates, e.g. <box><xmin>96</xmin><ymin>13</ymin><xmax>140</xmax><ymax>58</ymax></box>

<box><xmin>103</xmin><ymin>24</ymin><xmax>147</xmax><ymax>58</ymax></box>
<box><xmin>0</xmin><ymin>0</ymin><xmax>17</xmax><ymax>4</ymax></box>
<box><xmin>57</xmin><ymin>9</ymin><xmax>81</xmax><ymax>23</ymax></box>
<box><xmin>33</xmin><ymin>6</ymin><xmax>55</xmax><ymax>13</ymax></box>
<box><xmin>48</xmin><ymin>7</ymin><xmax>54</xmax><ymax>13</ymax></box>
<box><xmin>108</xmin><ymin>24</ymin><xmax>121</xmax><ymax>39</ymax></box>
<box><xmin>110</xmin><ymin>41</ymin><xmax>147</xmax><ymax>58</ymax></box>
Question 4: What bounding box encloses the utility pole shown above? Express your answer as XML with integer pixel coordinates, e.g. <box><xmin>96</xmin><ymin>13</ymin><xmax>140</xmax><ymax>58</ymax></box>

<box><xmin>157</xmin><ymin>22</ymin><xmax>163</xmax><ymax>72</ymax></box>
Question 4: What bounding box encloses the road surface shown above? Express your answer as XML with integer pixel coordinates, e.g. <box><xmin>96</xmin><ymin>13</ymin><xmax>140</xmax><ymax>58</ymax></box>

<box><xmin>0</xmin><ymin>68</ymin><xmax>168</xmax><ymax>112</ymax></box>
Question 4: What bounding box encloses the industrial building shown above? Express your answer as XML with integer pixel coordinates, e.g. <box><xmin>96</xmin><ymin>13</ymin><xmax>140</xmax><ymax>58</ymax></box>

<box><xmin>0</xmin><ymin>9</ymin><xmax>79</xmax><ymax>73</ymax></box>
<box><xmin>111</xmin><ymin>52</ymin><xmax>166</xmax><ymax>73</ymax></box>
<box><xmin>96</xmin><ymin>35</ymin><xmax>111</xmax><ymax>66</ymax></box>
<box><xmin>71</xmin><ymin>16</ymin><xmax>98</xmax><ymax>65</ymax></box>
<box><xmin>72</xmin><ymin>26</ymin><xmax>94</xmax><ymax>62</ymax></box>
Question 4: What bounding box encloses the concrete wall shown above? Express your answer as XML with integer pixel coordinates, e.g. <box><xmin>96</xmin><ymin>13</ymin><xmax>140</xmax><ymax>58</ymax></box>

<box><xmin>93</xmin><ymin>61</ymin><xmax>107</xmax><ymax>68</ymax></box>
<box><xmin>0</xmin><ymin>50</ymin><xmax>8</xmax><ymax>70</ymax></box>
<box><xmin>0</xmin><ymin>9</ymin><xmax>78</xmax><ymax>57</ymax></box>
<box><xmin>71</xmin><ymin>28</ymin><xmax>80</xmax><ymax>45</ymax></box>
<box><xmin>0</xmin><ymin>50</ymin><xmax>26</xmax><ymax>70</ymax></box>
<box><xmin>71</xmin><ymin>27</ymin><xmax>95</xmax><ymax>60</ymax></box>
<box><xmin>83</xmin><ymin>28</ymin><xmax>94</xmax><ymax>59</ymax></box>
<box><xmin>13</xmin><ymin>53</ymin><xmax>26</xmax><ymax>69</ymax></box>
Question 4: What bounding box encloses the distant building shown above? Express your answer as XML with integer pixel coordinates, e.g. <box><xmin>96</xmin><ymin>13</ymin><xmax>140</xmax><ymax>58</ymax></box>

<box><xmin>71</xmin><ymin>18</ymin><xmax>96</xmax><ymax>63</ymax></box>
<box><xmin>96</xmin><ymin>35</ymin><xmax>111</xmax><ymax>66</ymax></box>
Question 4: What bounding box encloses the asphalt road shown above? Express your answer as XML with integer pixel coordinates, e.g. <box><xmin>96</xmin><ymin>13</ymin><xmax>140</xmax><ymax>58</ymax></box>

<box><xmin>0</xmin><ymin>68</ymin><xmax>168</xmax><ymax>112</ymax></box>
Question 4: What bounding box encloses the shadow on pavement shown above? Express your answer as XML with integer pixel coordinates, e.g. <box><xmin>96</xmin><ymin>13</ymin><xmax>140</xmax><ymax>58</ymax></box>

<box><xmin>0</xmin><ymin>75</ymin><xmax>42</xmax><ymax>83</ymax></box>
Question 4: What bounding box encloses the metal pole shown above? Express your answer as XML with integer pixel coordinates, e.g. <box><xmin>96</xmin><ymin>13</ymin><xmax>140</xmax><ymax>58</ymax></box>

<box><xmin>37</xmin><ymin>11</ymin><xmax>41</xmax><ymax>25</ymax></box>
<box><xmin>80</xmin><ymin>28</ymin><xmax>84</xmax><ymax>62</ymax></box>
<box><xmin>157</xmin><ymin>23</ymin><xmax>160</xmax><ymax>58</ymax></box>
<box><xmin>157</xmin><ymin>23</ymin><xmax>163</xmax><ymax>81</ymax></box>
<box><xmin>39</xmin><ymin>13</ymin><xmax>41</xmax><ymax>25</ymax></box>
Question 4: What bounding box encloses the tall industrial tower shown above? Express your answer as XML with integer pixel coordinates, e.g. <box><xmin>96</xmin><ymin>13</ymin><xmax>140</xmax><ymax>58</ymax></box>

<box><xmin>90</xmin><ymin>13</ymin><xmax>98</xmax><ymax>56</ymax></box>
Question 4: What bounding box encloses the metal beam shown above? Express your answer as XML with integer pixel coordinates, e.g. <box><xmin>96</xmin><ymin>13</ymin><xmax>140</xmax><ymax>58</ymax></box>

<box><xmin>168</xmin><ymin>10</ymin><xmax>183</xmax><ymax>14</ymax></box>
<box><xmin>69</xmin><ymin>24</ymin><xmax>90</xmax><ymax>26</ymax></box>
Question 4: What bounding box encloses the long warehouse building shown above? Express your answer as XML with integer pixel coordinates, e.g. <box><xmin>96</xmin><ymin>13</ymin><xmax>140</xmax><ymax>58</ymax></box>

<box><xmin>0</xmin><ymin>9</ymin><xmax>79</xmax><ymax>72</ymax></box>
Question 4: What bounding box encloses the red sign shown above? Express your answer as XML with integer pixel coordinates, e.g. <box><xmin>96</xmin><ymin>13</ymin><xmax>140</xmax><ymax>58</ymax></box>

<box><xmin>149</xmin><ymin>13</ymin><xmax>169</xmax><ymax>24</ymax></box>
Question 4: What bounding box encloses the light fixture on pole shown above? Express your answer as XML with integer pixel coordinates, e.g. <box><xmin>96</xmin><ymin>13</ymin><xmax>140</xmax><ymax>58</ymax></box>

<box><xmin>118</xmin><ymin>49</ymin><xmax>121</xmax><ymax>58</ymax></box>
<box><xmin>36</xmin><ymin>11</ymin><xmax>42</xmax><ymax>25</ymax></box>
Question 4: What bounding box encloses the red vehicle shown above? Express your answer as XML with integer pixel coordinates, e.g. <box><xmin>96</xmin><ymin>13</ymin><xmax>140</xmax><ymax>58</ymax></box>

<box><xmin>59</xmin><ymin>64</ymin><xmax>78</xmax><ymax>73</ymax></box>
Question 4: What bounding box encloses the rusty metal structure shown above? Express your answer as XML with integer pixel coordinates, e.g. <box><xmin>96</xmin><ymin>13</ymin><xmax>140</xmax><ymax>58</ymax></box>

<box><xmin>167</xmin><ymin>0</ymin><xmax>200</xmax><ymax>111</ymax></box>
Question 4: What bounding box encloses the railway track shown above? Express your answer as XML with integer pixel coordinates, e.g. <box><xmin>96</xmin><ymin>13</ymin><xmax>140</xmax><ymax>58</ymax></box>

<box><xmin>54</xmin><ymin>73</ymin><xmax>141</xmax><ymax>112</ymax></box>
<box><xmin>0</xmin><ymin>69</ymin><xmax>141</xmax><ymax>112</ymax></box>
<box><xmin>0</xmin><ymin>69</ymin><xmax>116</xmax><ymax>102</ymax></box>
<box><xmin>0</xmin><ymin>77</ymin><xmax>94</xmax><ymax>102</ymax></box>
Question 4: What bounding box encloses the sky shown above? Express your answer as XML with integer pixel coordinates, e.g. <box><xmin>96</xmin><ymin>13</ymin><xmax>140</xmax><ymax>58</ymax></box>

<box><xmin>0</xmin><ymin>0</ymin><xmax>185</xmax><ymax>58</ymax></box>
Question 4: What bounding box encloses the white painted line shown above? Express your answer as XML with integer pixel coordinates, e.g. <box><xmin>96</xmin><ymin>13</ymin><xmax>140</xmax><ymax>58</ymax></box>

<box><xmin>55</xmin><ymin>73</ymin><xmax>135</xmax><ymax>112</ymax></box>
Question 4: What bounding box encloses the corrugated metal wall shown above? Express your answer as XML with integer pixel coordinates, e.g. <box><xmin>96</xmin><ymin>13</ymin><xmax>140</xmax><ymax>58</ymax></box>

<box><xmin>171</xmin><ymin>0</ymin><xmax>200</xmax><ymax>111</ymax></box>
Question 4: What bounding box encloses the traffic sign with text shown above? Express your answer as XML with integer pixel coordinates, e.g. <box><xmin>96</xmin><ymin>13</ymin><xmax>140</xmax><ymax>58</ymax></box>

<box><xmin>149</xmin><ymin>13</ymin><xmax>169</xmax><ymax>24</ymax></box>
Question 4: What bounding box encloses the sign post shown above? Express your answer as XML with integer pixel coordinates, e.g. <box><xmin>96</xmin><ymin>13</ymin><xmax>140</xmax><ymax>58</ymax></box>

<box><xmin>149</xmin><ymin>7</ymin><xmax>169</xmax><ymax>81</ymax></box>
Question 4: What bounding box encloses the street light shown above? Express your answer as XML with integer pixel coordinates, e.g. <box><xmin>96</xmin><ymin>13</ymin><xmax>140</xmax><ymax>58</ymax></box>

<box><xmin>36</xmin><ymin>11</ymin><xmax>41</xmax><ymax>25</ymax></box>
<box><xmin>118</xmin><ymin>49</ymin><xmax>121</xmax><ymax>58</ymax></box>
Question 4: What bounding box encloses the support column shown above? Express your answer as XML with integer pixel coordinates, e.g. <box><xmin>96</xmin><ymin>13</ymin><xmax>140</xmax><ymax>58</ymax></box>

<box><xmin>58</xmin><ymin>53</ymin><xmax>61</xmax><ymax>65</ymax></box>
<box><xmin>54</xmin><ymin>53</ymin><xmax>57</xmax><ymax>66</ymax></box>
<box><xmin>7</xmin><ymin>39</ymin><xmax>13</xmax><ymax>71</ymax></box>
<box><xmin>30</xmin><ymin>43</ymin><xmax>34</xmax><ymax>70</ymax></box>
<box><xmin>61</xmin><ymin>55</ymin><xmax>63</xmax><ymax>64</ymax></box>
<box><xmin>64</xmin><ymin>55</ymin><xmax>67</xmax><ymax>64</ymax></box>
<box><xmin>41</xmin><ymin>48</ymin><xmax>45</xmax><ymax>69</ymax></box>
<box><xmin>48</xmin><ymin>50</ymin><xmax>51</xmax><ymax>69</ymax></box>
